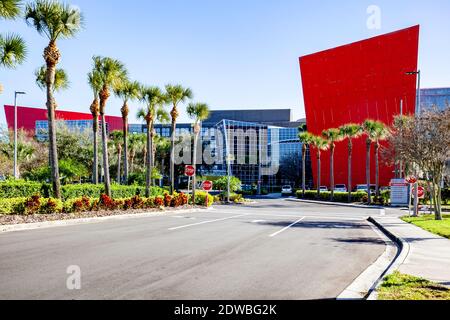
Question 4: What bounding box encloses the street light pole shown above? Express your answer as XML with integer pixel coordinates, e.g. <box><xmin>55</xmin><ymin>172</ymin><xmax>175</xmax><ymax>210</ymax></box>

<box><xmin>406</xmin><ymin>70</ymin><xmax>421</xmax><ymax>115</ymax></box>
<box><xmin>13</xmin><ymin>91</ymin><xmax>26</xmax><ymax>179</ymax></box>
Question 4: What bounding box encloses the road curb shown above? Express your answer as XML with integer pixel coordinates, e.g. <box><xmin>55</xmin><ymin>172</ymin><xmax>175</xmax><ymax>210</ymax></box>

<box><xmin>364</xmin><ymin>216</ymin><xmax>410</xmax><ymax>300</ymax></box>
<box><xmin>286</xmin><ymin>198</ymin><xmax>384</xmax><ymax>210</ymax></box>
<box><xmin>336</xmin><ymin>216</ymin><xmax>399</xmax><ymax>300</ymax></box>
<box><xmin>0</xmin><ymin>207</ymin><xmax>213</xmax><ymax>234</ymax></box>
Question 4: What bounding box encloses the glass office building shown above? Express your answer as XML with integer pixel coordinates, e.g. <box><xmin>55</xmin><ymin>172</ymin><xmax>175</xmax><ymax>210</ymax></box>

<box><xmin>35</xmin><ymin>120</ymin><xmax>108</xmax><ymax>141</ymax></box>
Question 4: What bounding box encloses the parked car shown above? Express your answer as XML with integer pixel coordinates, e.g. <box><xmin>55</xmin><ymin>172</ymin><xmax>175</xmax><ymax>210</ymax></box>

<box><xmin>355</xmin><ymin>184</ymin><xmax>376</xmax><ymax>195</ymax></box>
<box><xmin>281</xmin><ymin>185</ymin><xmax>293</xmax><ymax>196</ymax></box>
<box><xmin>319</xmin><ymin>186</ymin><xmax>329</xmax><ymax>193</ymax></box>
<box><xmin>335</xmin><ymin>184</ymin><xmax>348</xmax><ymax>192</ymax></box>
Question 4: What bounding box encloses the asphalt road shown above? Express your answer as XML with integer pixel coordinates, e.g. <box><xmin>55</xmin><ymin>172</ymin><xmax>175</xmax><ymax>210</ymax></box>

<box><xmin>0</xmin><ymin>199</ymin><xmax>386</xmax><ymax>300</ymax></box>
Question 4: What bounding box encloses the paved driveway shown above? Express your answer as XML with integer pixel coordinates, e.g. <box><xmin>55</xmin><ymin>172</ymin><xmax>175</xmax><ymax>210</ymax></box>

<box><xmin>0</xmin><ymin>199</ymin><xmax>385</xmax><ymax>300</ymax></box>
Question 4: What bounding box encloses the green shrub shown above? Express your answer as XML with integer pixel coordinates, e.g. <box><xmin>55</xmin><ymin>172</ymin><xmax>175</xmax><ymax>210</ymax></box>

<box><xmin>296</xmin><ymin>190</ymin><xmax>367</xmax><ymax>203</ymax></box>
<box><xmin>0</xmin><ymin>198</ymin><xmax>27</xmax><ymax>215</ymax></box>
<box><xmin>195</xmin><ymin>191</ymin><xmax>214</xmax><ymax>207</ymax></box>
<box><xmin>0</xmin><ymin>181</ymin><xmax>48</xmax><ymax>199</ymax></box>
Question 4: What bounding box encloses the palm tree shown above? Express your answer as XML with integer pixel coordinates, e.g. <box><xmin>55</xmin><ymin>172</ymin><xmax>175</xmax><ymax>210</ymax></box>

<box><xmin>362</xmin><ymin>120</ymin><xmax>379</xmax><ymax>204</ymax></box>
<box><xmin>310</xmin><ymin>135</ymin><xmax>329</xmax><ymax>198</ymax></box>
<box><xmin>373</xmin><ymin>122</ymin><xmax>390</xmax><ymax>197</ymax></box>
<box><xmin>91</xmin><ymin>56</ymin><xmax>128</xmax><ymax>197</ymax></box>
<box><xmin>114</xmin><ymin>80</ymin><xmax>140</xmax><ymax>184</ymax></box>
<box><xmin>109</xmin><ymin>131</ymin><xmax>123</xmax><ymax>184</ymax></box>
<box><xmin>87</xmin><ymin>69</ymin><xmax>102</xmax><ymax>184</ymax></box>
<box><xmin>322</xmin><ymin>128</ymin><xmax>343</xmax><ymax>201</ymax></box>
<box><xmin>128</xmin><ymin>133</ymin><xmax>145</xmax><ymax>174</ymax></box>
<box><xmin>0</xmin><ymin>0</ymin><xmax>27</xmax><ymax>92</ymax></box>
<box><xmin>165</xmin><ymin>84</ymin><xmax>193</xmax><ymax>194</ymax></box>
<box><xmin>339</xmin><ymin>123</ymin><xmax>363</xmax><ymax>202</ymax></box>
<box><xmin>35</xmin><ymin>64</ymin><xmax>69</xmax><ymax>168</ymax></box>
<box><xmin>298</xmin><ymin>131</ymin><xmax>314</xmax><ymax>198</ymax></box>
<box><xmin>25</xmin><ymin>0</ymin><xmax>83</xmax><ymax>198</ymax></box>
<box><xmin>187</xmin><ymin>102</ymin><xmax>210</xmax><ymax>204</ymax></box>
<box><xmin>137</xmin><ymin>86</ymin><xmax>166</xmax><ymax>197</ymax></box>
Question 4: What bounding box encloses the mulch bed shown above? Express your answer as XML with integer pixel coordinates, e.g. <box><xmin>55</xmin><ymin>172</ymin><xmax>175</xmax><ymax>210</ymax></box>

<box><xmin>0</xmin><ymin>205</ymin><xmax>201</xmax><ymax>226</ymax></box>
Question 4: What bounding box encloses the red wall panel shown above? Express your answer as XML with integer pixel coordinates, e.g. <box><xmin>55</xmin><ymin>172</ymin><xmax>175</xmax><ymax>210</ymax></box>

<box><xmin>4</xmin><ymin>105</ymin><xmax>123</xmax><ymax>133</ymax></box>
<box><xmin>300</xmin><ymin>26</ymin><xmax>419</xmax><ymax>189</ymax></box>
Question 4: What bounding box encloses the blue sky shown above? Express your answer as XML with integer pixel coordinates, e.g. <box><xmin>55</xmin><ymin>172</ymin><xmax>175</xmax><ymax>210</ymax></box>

<box><xmin>1</xmin><ymin>0</ymin><xmax>449</xmax><ymax>125</ymax></box>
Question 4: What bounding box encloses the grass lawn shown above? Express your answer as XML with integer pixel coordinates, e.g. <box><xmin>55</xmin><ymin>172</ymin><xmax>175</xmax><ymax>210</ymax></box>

<box><xmin>378</xmin><ymin>271</ymin><xmax>450</xmax><ymax>300</ymax></box>
<box><xmin>401</xmin><ymin>214</ymin><xmax>450</xmax><ymax>239</ymax></box>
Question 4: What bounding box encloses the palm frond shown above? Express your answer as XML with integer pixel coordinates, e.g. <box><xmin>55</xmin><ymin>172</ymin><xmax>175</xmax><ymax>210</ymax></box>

<box><xmin>187</xmin><ymin>102</ymin><xmax>210</xmax><ymax>122</ymax></box>
<box><xmin>25</xmin><ymin>0</ymin><xmax>83</xmax><ymax>41</ymax></box>
<box><xmin>0</xmin><ymin>0</ymin><xmax>22</xmax><ymax>19</ymax></box>
<box><xmin>35</xmin><ymin>64</ymin><xmax>69</xmax><ymax>92</ymax></box>
<box><xmin>0</xmin><ymin>33</ymin><xmax>26</xmax><ymax>68</ymax></box>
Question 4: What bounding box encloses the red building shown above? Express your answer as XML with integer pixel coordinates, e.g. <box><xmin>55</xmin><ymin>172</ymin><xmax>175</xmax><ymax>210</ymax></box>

<box><xmin>3</xmin><ymin>105</ymin><xmax>123</xmax><ymax>134</ymax></box>
<box><xmin>299</xmin><ymin>25</ymin><xmax>419</xmax><ymax>189</ymax></box>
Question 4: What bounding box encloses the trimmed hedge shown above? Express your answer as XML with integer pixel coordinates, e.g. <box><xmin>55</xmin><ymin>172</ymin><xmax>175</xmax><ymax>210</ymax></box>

<box><xmin>0</xmin><ymin>192</ymin><xmax>196</xmax><ymax>216</ymax></box>
<box><xmin>0</xmin><ymin>181</ymin><xmax>166</xmax><ymax>200</ymax></box>
<box><xmin>296</xmin><ymin>190</ymin><xmax>367</xmax><ymax>203</ymax></box>
<box><xmin>0</xmin><ymin>181</ymin><xmax>48</xmax><ymax>199</ymax></box>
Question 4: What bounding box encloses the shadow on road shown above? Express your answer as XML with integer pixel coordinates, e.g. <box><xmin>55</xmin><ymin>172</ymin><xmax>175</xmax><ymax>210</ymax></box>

<box><xmin>330</xmin><ymin>237</ymin><xmax>386</xmax><ymax>245</ymax></box>
<box><xmin>251</xmin><ymin>220</ymin><xmax>369</xmax><ymax>230</ymax></box>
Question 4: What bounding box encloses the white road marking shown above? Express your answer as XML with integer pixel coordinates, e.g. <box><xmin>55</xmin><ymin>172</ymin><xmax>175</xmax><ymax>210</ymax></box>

<box><xmin>380</xmin><ymin>209</ymin><xmax>386</xmax><ymax>216</ymax></box>
<box><xmin>169</xmin><ymin>214</ymin><xmax>248</xmax><ymax>231</ymax></box>
<box><xmin>269</xmin><ymin>217</ymin><xmax>306</xmax><ymax>238</ymax></box>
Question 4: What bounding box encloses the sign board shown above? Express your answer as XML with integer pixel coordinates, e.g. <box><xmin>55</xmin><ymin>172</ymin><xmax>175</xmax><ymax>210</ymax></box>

<box><xmin>185</xmin><ymin>165</ymin><xmax>195</xmax><ymax>177</ymax></box>
<box><xmin>202</xmin><ymin>181</ymin><xmax>213</xmax><ymax>192</ymax></box>
<box><xmin>390</xmin><ymin>179</ymin><xmax>409</xmax><ymax>206</ymax></box>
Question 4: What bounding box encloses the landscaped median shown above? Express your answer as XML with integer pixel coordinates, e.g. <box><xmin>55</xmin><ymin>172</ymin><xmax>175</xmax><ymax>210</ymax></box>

<box><xmin>401</xmin><ymin>214</ymin><xmax>450</xmax><ymax>239</ymax></box>
<box><xmin>0</xmin><ymin>191</ymin><xmax>214</xmax><ymax>226</ymax></box>
<box><xmin>378</xmin><ymin>271</ymin><xmax>450</xmax><ymax>300</ymax></box>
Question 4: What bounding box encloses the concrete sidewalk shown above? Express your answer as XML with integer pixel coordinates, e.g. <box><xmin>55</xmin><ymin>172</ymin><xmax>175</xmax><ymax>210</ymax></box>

<box><xmin>370</xmin><ymin>215</ymin><xmax>450</xmax><ymax>287</ymax></box>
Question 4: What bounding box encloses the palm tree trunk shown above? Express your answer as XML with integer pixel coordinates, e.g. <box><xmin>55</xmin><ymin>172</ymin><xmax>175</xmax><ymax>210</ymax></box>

<box><xmin>99</xmin><ymin>88</ymin><xmax>111</xmax><ymax>197</ymax></box>
<box><xmin>192</xmin><ymin>131</ymin><xmax>199</xmax><ymax>205</ymax></box>
<box><xmin>117</xmin><ymin>146</ymin><xmax>121</xmax><ymax>184</ymax></box>
<box><xmin>145</xmin><ymin>120</ymin><xmax>153</xmax><ymax>197</ymax></box>
<box><xmin>302</xmin><ymin>144</ymin><xmax>307</xmax><ymax>198</ymax></box>
<box><xmin>122</xmin><ymin>105</ymin><xmax>129</xmax><ymax>184</ymax></box>
<box><xmin>45</xmin><ymin>52</ymin><xmax>61</xmax><ymax>199</ymax></box>
<box><xmin>366</xmin><ymin>139</ymin><xmax>372</xmax><ymax>205</ymax></box>
<box><xmin>348</xmin><ymin>140</ymin><xmax>352</xmax><ymax>203</ymax></box>
<box><xmin>330</xmin><ymin>144</ymin><xmax>335</xmax><ymax>201</ymax></box>
<box><xmin>170</xmin><ymin>108</ymin><xmax>177</xmax><ymax>194</ymax></box>
<box><xmin>92</xmin><ymin>115</ymin><xmax>99</xmax><ymax>184</ymax></box>
<box><xmin>317</xmin><ymin>151</ymin><xmax>321</xmax><ymax>198</ymax></box>
<box><xmin>375</xmin><ymin>141</ymin><xmax>380</xmax><ymax>197</ymax></box>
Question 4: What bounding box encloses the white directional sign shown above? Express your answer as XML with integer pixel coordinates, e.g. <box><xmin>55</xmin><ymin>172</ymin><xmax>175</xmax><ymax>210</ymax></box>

<box><xmin>390</xmin><ymin>179</ymin><xmax>409</xmax><ymax>206</ymax></box>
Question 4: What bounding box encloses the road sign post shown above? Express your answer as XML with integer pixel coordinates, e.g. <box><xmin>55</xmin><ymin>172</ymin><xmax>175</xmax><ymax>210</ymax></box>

<box><xmin>202</xmin><ymin>181</ymin><xmax>213</xmax><ymax>207</ymax></box>
<box><xmin>185</xmin><ymin>166</ymin><xmax>195</xmax><ymax>204</ymax></box>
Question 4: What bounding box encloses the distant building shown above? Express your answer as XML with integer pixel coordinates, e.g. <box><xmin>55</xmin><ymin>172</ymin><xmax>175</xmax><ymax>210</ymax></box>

<box><xmin>3</xmin><ymin>105</ymin><xmax>307</xmax><ymax>190</ymax></box>
<box><xmin>420</xmin><ymin>88</ymin><xmax>450</xmax><ymax>111</ymax></box>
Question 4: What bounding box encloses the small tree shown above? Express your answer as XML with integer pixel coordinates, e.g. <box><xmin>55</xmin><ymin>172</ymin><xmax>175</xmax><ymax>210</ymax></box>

<box><xmin>389</xmin><ymin>107</ymin><xmax>450</xmax><ymax>220</ymax></box>
<box><xmin>187</xmin><ymin>102</ymin><xmax>210</xmax><ymax>204</ymax></box>
<box><xmin>310</xmin><ymin>135</ymin><xmax>329</xmax><ymax>198</ymax></box>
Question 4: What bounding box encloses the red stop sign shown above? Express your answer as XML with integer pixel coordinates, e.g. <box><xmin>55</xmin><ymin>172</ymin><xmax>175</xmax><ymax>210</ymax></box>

<box><xmin>414</xmin><ymin>186</ymin><xmax>425</xmax><ymax>199</ymax></box>
<box><xmin>202</xmin><ymin>181</ymin><xmax>213</xmax><ymax>191</ymax></box>
<box><xmin>185</xmin><ymin>165</ymin><xmax>195</xmax><ymax>177</ymax></box>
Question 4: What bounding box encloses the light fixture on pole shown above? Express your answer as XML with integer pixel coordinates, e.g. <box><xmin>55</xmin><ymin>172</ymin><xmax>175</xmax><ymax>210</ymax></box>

<box><xmin>13</xmin><ymin>91</ymin><xmax>26</xmax><ymax>179</ymax></box>
<box><xmin>405</xmin><ymin>70</ymin><xmax>421</xmax><ymax>115</ymax></box>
